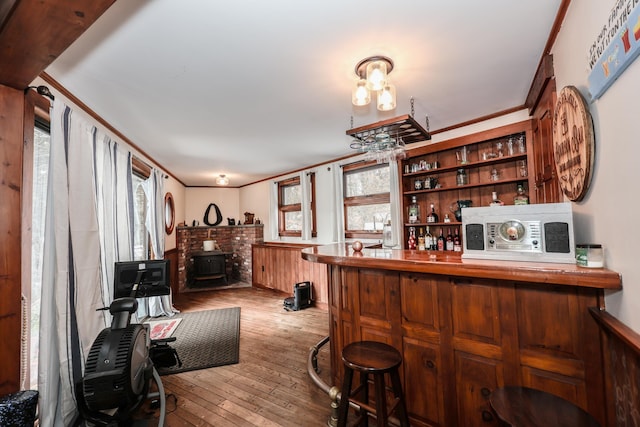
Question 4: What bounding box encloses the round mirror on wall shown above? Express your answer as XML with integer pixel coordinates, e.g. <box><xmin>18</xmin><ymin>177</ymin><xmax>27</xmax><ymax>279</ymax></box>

<box><xmin>164</xmin><ymin>192</ymin><xmax>175</xmax><ymax>235</ymax></box>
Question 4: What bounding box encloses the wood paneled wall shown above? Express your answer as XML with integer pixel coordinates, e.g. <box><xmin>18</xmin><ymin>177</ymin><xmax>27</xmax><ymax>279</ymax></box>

<box><xmin>252</xmin><ymin>243</ymin><xmax>329</xmax><ymax>307</ymax></box>
<box><xmin>591</xmin><ymin>308</ymin><xmax>640</xmax><ymax>427</ymax></box>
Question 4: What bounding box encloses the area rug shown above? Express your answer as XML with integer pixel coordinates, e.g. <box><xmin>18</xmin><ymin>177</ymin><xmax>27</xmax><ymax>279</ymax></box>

<box><xmin>154</xmin><ymin>307</ymin><xmax>240</xmax><ymax>375</ymax></box>
<box><xmin>146</xmin><ymin>318</ymin><xmax>182</xmax><ymax>340</ymax></box>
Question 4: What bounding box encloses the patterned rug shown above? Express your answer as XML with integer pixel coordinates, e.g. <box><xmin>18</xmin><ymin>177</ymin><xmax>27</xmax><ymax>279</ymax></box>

<box><xmin>155</xmin><ymin>307</ymin><xmax>240</xmax><ymax>375</ymax></box>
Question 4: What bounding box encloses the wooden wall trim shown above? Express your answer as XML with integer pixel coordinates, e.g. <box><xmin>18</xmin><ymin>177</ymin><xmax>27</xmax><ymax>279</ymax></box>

<box><xmin>40</xmin><ymin>72</ymin><xmax>185</xmax><ymax>186</ymax></box>
<box><xmin>0</xmin><ymin>85</ymin><xmax>26</xmax><ymax>394</ymax></box>
<box><xmin>590</xmin><ymin>307</ymin><xmax>640</xmax><ymax>357</ymax></box>
<box><xmin>253</xmin><ymin>242</ymin><xmax>322</xmax><ymax>250</ymax></box>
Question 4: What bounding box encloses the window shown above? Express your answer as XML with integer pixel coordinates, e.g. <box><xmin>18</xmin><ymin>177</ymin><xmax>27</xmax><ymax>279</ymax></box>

<box><xmin>277</xmin><ymin>174</ymin><xmax>316</xmax><ymax>237</ymax></box>
<box><xmin>132</xmin><ymin>158</ymin><xmax>151</xmax><ymax>260</ymax></box>
<box><xmin>343</xmin><ymin>162</ymin><xmax>390</xmax><ymax>239</ymax></box>
<box><xmin>29</xmin><ymin>118</ymin><xmax>51</xmax><ymax>389</ymax></box>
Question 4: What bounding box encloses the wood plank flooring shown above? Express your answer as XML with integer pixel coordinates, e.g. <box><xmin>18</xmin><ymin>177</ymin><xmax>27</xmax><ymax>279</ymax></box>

<box><xmin>150</xmin><ymin>287</ymin><xmax>334</xmax><ymax>427</ymax></box>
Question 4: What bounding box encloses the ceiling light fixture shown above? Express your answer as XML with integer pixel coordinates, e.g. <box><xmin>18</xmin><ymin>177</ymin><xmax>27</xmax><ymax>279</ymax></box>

<box><xmin>351</xmin><ymin>56</ymin><xmax>396</xmax><ymax>111</ymax></box>
<box><xmin>216</xmin><ymin>174</ymin><xmax>229</xmax><ymax>186</ymax></box>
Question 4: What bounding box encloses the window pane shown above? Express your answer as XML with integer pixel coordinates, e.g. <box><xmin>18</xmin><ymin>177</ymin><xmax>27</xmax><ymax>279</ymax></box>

<box><xmin>346</xmin><ymin>203</ymin><xmax>390</xmax><ymax>231</ymax></box>
<box><xmin>345</xmin><ymin>166</ymin><xmax>390</xmax><ymax>197</ymax></box>
<box><xmin>132</xmin><ymin>175</ymin><xmax>148</xmax><ymax>260</ymax></box>
<box><xmin>285</xmin><ymin>211</ymin><xmax>302</xmax><ymax>231</ymax></box>
<box><xmin>30</xmin><ymin>124</ymin><xmax>50</xmax><ymax>389</ymax></box>
<box><xmin>283</xmin><ymin>184</ymin><xmax>301</xmax><ymax>205</ymax></box>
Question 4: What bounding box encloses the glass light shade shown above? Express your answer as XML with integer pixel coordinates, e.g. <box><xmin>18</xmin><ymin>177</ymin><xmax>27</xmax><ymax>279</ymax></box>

<box><xmin>366</xmin><ymin>60</ymin><xmax>387</xmax><ymax>91</ymax></box>
<box><xmin>352</xmin><ymin>79</ymin><xmax>371</xmax><ymax>106</ymax></box>
<box><xmin>216</xmin><ymin>174</ymin><xmax>229</xmax><ymax>185</ymax></box>
<box><xmin>377</xmin><ymin>83</ymin><xmax>396</xmax><ymax>111</ymax></box>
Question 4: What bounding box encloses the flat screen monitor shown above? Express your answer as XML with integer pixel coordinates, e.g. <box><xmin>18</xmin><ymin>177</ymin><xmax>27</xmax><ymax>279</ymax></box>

<box><xmin>113</xmin><ymin>259</ymin><xmax>170</xmax><ymax>299</ymax></box>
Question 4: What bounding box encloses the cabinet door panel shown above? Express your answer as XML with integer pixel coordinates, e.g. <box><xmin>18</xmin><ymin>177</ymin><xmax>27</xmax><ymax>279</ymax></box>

<box><xmin>521</xmin><ymin>366</ymin><xmax>587</xmax><ymax>407</ymax></box>
<box><xmin>401</xmin><ymin>273</ymin><xmax>440</xmax><ymax>333</ymax></box>
<box><xmin>516</xmin><ymin>285</ymin><xmax>581</xmax><ymax>360</ymax></box>
<box><xmin>403</xmin><ymin>337</ymin><xmax>446</xmax><ymax>427</ymax></box>
<box><xmin>358</xmin><ymin>269</ymin><xmax>389</xmax><ymax>319</ymax></box>
<box><xmin>450</xmin><ymin>278</ymin><xmax>502</xmax><ymax>345</ymax></box>
<box><xmin>455</xmin><ymin>352</ymin><xmax>502</xmax><ymax>427</ymax></box>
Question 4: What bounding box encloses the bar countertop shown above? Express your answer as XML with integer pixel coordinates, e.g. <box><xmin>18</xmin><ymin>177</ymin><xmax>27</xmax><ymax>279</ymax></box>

<box><xmin>301</xmin><ymin>243</ymin><xmax>622</xmax><ymax>290</ymax></box>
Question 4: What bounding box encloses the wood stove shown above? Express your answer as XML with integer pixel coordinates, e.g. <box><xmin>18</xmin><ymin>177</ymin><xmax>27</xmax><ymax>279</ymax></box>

<box><xmin>189</xmin><ymin>251</ymin><xmax>230</xmax><ymax>288</ymax></box>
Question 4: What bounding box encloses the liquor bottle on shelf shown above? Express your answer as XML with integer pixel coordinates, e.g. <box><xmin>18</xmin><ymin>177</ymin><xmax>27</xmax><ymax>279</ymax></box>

<box><xmin>446</xmin><ymin>228</ymin><xmax>454</xmax><ymax>251</ymax></box>
<box><xmin>453</xmin><ymin>228</ymin><xmax>462</xmax><ymax>252</ymax></box>
<box><xmin>418</xmin><ymin>227</ymin><xmax>426</xmax><ymax>251</ymax></box>
<box><xmin>489</xmin><ymin>191</ymin><xmax>504</xmax><ymax>206</ymax></box>
<box><xmin>437</xmin><ymin>228</ymin><xmax>445</xmax><ymax>251</ymax></box>
<box><xmin>444</xmin><ymin>213</ymin><xmax>451</xmax><ymax>223</ymax></box>
<box><xmin>514</xmin><ymin>184</ymin><xmax>529</xmax><ymax>205</ymax></box>
<box><xmin>408</xmin><ymin>227</ymin><xmax>416</xmax><ymax>250</ymax></box>
<box><xmin>427</xmin><ymin>203</ymin><xmax>439</xmax><ymax>223</ymax></box>
<box><xmin>425</xmin><ymin>226</ymin><xmax>434</xmax><ymax>251</ymax></box>
<box><xmin>408</xmin><ymin>196</ymin><xmax>420</xmax><ymax>224</ymax></box>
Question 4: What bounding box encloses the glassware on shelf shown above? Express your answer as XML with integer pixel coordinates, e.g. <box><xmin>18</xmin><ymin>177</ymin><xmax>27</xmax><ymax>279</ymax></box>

<box><xmin>514</xmin><ymin>184</ymin><xmax>529</xmax><ymax>205</ymax></box>
<box><xmin>490</xmin><ymin>168</ymin><xmax>499</xmax><ymax>182</ymax></box>
<box><xmin>427</xmin><ymin>203</ymin><xmax>439</xmax><ymax>223</ymax></box>
<box><xmin>489</xmin><ymin>192</ymin><xmax>504</xmax><ymax>206</ymax></box>
<box><xmin>507</xmin><ymin>137</ymin><xmax>514</xmax><ymax>156</ymax></box>
<box><xmin>456</xmin><ymin>169</ymin><xmax>468</xmax><ymax>186</ymax></box>
<box><xmin>495</xmin><ymin>141</ymin><xmax>504</xmax><ymax>157</ymax></box>
<box><xmin>519</xmin><ymin>160</ymin><xmax>528</xmax><ymax>177</ymax></box>
<box><xmin>517</xmin><ymin>135</ymin><xmax>526</xmax><ymax>153</ymax></box>
<box><xmin>408</xmin><ymin>195</ymin><xmax>420</xmax><ymax>223</ymax></box>
<box><xmin>456</xmin><ymin>146</ymin><xmax>469</xmax><ymax>164</ymax></box>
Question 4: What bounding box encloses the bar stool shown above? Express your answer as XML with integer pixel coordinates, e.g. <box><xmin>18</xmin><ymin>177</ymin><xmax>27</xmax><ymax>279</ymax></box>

<box><xmin>337</xmin><ymin>341</ymin><xmax>410</xmax><ymax>427</ymax></box>
<box><xmin>490</xmin><ymin>386</ymin><xmax>601</xmax><ymax>427</ymax></box>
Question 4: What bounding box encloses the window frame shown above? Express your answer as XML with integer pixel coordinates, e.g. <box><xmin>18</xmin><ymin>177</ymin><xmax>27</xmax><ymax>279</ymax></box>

<box><xmin>277</xmin><ymin>173</ymin><xmax>317</xmax><ymax>238</ymax></box>
<box><xmin>342</xmin><ymin>161</ymin><xmax>391</xmax><ymax>240</ymax></box>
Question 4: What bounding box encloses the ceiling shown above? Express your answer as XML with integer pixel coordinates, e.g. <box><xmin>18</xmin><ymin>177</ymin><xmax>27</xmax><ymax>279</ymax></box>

<box><xmin>44</xmin><ymin>0</ymin><xmax>562</xmax><ymax>187</ymax></box>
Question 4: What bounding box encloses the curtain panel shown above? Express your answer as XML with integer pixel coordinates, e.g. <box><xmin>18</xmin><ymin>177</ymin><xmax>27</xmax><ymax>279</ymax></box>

<box><xmin>38</xmin><ymin>101</ymin><xmax>136</xmax><ymax>426</ymax></box>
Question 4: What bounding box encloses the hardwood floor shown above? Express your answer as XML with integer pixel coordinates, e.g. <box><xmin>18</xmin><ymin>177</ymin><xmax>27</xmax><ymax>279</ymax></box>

<box><xmin>153</xmin><ymin>286</ymin><xmax>334</xmax><ymax>427</ymax></box>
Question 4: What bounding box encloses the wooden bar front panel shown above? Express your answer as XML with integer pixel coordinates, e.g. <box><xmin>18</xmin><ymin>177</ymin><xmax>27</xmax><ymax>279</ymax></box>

<box><xmin>326</xmin><ymin>267</ymin><xmax>607</xmax><ymax>426</ymax></box>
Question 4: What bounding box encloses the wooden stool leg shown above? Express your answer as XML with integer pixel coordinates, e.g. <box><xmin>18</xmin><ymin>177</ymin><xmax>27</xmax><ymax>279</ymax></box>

<box><xmin>356</xmin><ymin>372</ymin><xmax>369</xmax><ymax>427</ymax></box>
<box><xmin>390</xmin><ymin>369</ymin><xmax>411</xmax><ymax>427</ymax></box>
<box><xmin>337</xmin><ymin>367</ymin><xmax>354</xmax><ymax>427</ymax></box>
<box><xmin>374</xmin><ymin>373</ymin><xmax>388</xmax><ymax>427</ymax></box>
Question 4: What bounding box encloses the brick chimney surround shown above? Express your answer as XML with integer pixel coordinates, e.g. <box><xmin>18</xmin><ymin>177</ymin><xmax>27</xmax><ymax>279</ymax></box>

<box><xmin>176</xmin><ymin>224</ymin><xmax>264</xmax><ymax>292</ymax></box>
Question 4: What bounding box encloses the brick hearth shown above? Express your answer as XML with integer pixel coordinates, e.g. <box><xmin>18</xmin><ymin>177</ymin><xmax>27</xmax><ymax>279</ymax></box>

<box><xmin>176</xmin><ymin>224</ymin><xmax>264</xmax><ymax>292</ymax></box>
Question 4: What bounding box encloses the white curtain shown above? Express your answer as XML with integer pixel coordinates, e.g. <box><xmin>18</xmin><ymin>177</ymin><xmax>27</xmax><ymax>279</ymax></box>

<box><xmin>269</xmin><ymin>181</ymin><xmax>279</xmax><ymax>240</ymax></box>
<box><xmin>137</xmin><ymin>169</ymin><xmax>176</xmax><ymax>318</ymax></box>
<box><xmin>388</xmin><ymin>159</ymin><xmax>402</xmax><ymax>248</ymax></box>
<box><xmin>300</xmin><ymin>171</ymin><xmax>312</xmax><ymax>241</ymax></box>
<box><xmin>332</xmin><ymin>162</ymin><xmax>345</xmax><ymax>243</ymax></box>
<box><xmin>94</xmin><ymin>132</ymin><xmax>135</xmax><ymax>304</ymax></box>
<box><xmin>38</xmin><ymin>101</ymin><xmax>136</xmax><ymax>426</ymax></box>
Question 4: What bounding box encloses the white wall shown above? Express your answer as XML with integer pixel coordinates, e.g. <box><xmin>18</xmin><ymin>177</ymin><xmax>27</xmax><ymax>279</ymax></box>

<box><xmin>185</xmin><ymin>187</ymin><xmax>240</xmax><ymax>227</ymax></box>
<box><xmin>552</xmin><ymin>0</ymin><xmax>639</xmax><ymax>330</ymax></box>
<box><xmin>163</xmin><ymin>176</ymin><xmax>185</xmax><ymax>251</ymax></box>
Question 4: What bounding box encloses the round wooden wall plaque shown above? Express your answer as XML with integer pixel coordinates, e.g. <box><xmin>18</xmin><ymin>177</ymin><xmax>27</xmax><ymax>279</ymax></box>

<box><xmin>552</xmin><ymin>86</ymin><xmax>595</xmax><ymax>202</ymax></box>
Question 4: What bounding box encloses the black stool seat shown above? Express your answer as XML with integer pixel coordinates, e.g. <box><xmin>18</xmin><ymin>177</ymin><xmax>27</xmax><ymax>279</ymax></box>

<box><xmin>337</xmin><ymin>341</ymin><xmax>410</xmax><ymax>427</ymax></box>
<box><xmin>490</xmin><ymin>386</ymin><xmax>601</xmax><ymax>427</ymax></box>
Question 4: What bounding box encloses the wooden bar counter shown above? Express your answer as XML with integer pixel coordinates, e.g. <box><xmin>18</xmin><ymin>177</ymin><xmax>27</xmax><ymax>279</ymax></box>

<box><xmin>302</xmin><ymin>244</ymin><xmax>621</xmax><ymax>427</ymax></box>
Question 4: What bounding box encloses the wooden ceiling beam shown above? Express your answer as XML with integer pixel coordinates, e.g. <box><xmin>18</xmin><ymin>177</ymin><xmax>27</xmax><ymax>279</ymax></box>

<box><xmin>0</xmin><ymin>0</ymin><xmax>116</xmax><ymax>90</ymax></box>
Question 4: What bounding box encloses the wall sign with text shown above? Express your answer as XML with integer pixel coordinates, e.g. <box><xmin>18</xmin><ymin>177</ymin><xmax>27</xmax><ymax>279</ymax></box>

<box><xmin>552</xmin><ymin>86</ymin><xmax>595</xmax><ymax>202</ymax></box>
<box><xmin>588</xmin><ymin>0</ymin><xmax>640</xmax><ymax>100</ymax></box>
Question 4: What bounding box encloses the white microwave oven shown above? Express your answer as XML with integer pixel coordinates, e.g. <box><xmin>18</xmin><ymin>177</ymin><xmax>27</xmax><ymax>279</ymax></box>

<box><xmin>461</xmin><ymin>203</ymin><xmax>575</xmax><ymax>263</ymax></box>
